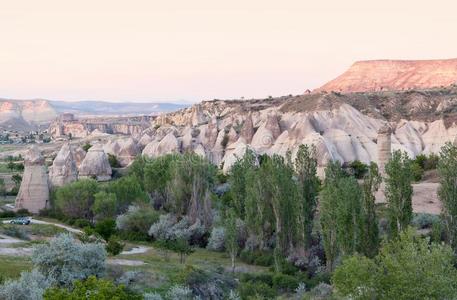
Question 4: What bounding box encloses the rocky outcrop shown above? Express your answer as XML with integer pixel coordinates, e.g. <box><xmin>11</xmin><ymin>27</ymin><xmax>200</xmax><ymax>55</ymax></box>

<box><xmin>142</xmin><ymin>132</ymin><xmax>180</xmax><ymax>158</ymax></box>
<box><xmin>78</xmin><ymin>144</ymin><xmax>112</xmax><ymax>181</ymax></box>
<box><xmin>239</xmin><ymin>114</ymin><xmax>254</xmax><ymax>143</ymax></box>
<box><xmin>251</xmin><ymin>113</ymin><xmax>281</xmax><ymax>152</ymax></box>
<box><xmin>103</xmin><ymin>138</ymin><xmax>139</xmax><ymax>167</ymax></box>
<box><xmin>73</xmin><ymin>146</ymin><xmax>86</xmax><ymax>168</ymax></box>
<box><xmin>377</xmin><ymin>125</ymin><xmax>392</xmax><ymax>176</ymax></box>
<box><xmin>49</xmin><ymin>143</ymin><xmax>78</xmax><ymax>187</ymax></box>
<box><xmin>316</xmin><ymin>58</ymin><xmax>457</xmax><ymax>93</ymax></box>
<box><xmin>15</xmin><ymin>146</ymin><xmax>49</xmax><ymax>214</ymax></box>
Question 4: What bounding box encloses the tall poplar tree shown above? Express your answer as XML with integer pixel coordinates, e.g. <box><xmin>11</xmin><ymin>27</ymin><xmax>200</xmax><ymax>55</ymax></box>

<box><xmin>385</xmin><ymin>150</ymin><xmax>413</xmax><ymax>237</ymax></box>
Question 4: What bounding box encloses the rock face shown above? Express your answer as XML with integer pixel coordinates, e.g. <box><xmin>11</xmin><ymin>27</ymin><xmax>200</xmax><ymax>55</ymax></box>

<box><xmin>377</xmin><ymin>125</ymin><xmax>392</xmax><ymax>176</ymax></box>
<box><xmin>142</xmin><ymin>132</ymin><xmax>180</xmax><ymax>158</ymax></box>
<box><xmin>0</xmin><ymin>99</ymin><xmax>57</xmax><ymax>130</ymax></box>
<box><xmin>317</xmin><ymin>59</ymin><xmax>457</xmax><ymax>93</ymax></box>
<box><xmin>78</xmin><ymin>144</ymin><xmax>112</xmax><ymax>181</ymax></box>
<box><xmin>15</xmin><ymin>146</ymin><xmax>49</xmax><ymax>214</ymax></box>
<box><xmin>49</xmin><ymin>143</ymin><xmax>78</xmax><ymax>187</ymax></box>
<box><xmin>103</xmin><ymin>138</ymin><xmax>139</xmax><ymax>167</ymax></box>
<box><xmin>73</xmin><ymin>147</ymin><xmax>86</xmax><ymax>168</ymax></box>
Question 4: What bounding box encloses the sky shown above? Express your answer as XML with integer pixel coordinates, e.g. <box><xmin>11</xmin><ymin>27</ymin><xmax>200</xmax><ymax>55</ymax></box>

<box><xmin>1</xmin><ymin>0</ymin><xmax>457</xmax><ymax>103</ymax></box>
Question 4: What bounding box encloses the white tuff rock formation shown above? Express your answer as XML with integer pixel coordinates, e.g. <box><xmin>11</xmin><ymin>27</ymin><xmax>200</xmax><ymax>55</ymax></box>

<box><xmin>15</xmin><ymin>146</ymin><xmax>49</xmax><ymax>214</ymax></box>
<box><xmin>49</xmin><ymin>143</ymin><xmax>78</xmax><ymax>187</ymax></box>
<box><xmin>78</xmin><ymin>144</ymin><xmax>112</xmax><ymax>181</ymax></box>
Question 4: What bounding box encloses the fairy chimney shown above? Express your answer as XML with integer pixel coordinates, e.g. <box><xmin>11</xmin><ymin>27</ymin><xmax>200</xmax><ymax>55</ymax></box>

<box><xmin>15</xmin><ymin>146</ymin><xmax>50</xmax><ymax>214</ymax></box>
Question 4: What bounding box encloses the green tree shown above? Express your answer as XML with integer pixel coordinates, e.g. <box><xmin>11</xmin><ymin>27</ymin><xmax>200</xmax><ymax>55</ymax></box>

<box><xmin>229</xmin><ymin>149</ymin><xmax>257</xmax><ymax>217</ymax></box>
<box><xmin>320</xmin><ymin>161</ymin><xmax>363</xmax><ymax>271</ymax></box>
<box><xmin>438</xmin><ymin>142</ymin><xmax>457</xmax><ymax>250</ymax></box>
<box><xmin>167</xmin><ymin>153</ymin><xmax>217</xmax><ymax>226</ymax></box>
<box><xmin>107</xmin><ymin>175</ymin><xmax>148</xmax><ymax>213</ymax></box>
<box><xmin>360</xmin><ymin>163</ymin><xmax>381</xmax><ymax>257</ymax></box>
<box><xmin>385</xmin><ymin>150</ymin><xmax>413</xmax><ymax>237</ymax></box>
<box><xmin>43</xmin><ymin>276</ymin><xmax>141</xmax><ymax>300</ymax></box>
<box><xmin>82</xmin><ymin>143</ymin><xmax>92</xmax><ymax>152</ymax></box>
<box><xmin>293</xmin><ymin>144</ymin><xmax>320</xmax><ymax>248</ymax></box>
<box><xmin>225</xmin><ymin>209</ymin><xmax>238</xmax><ymax>273</ymax></box>
<box><xmin>92</xmin><ymin>191</ymin><xmax>117</xmax><ymax>220</ymax></box>
<box><xmin>54</xmin><ymin>179</ymin><xmax>98</xmax><ymax>219</ymax></box>
<box><xmin>333</xmin><ymin>229</ymin><xmax>457</xmax><ymax>300</ymax></box>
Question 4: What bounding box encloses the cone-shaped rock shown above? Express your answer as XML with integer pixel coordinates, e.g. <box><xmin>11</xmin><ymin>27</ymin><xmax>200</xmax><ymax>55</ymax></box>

<box><xmin>15</xmin><ymin>146</ymin><xmax>49</xmax><ymax>214</ymax></box>
<box><xmin>78</xmin><ymin>144</ymin><xmax>112</xmax><ymax>181</ymax></box>
<box><xmin>49</xmin><ymin>143</ymin><xmax>78</xmax><ymax>187</ymax></box>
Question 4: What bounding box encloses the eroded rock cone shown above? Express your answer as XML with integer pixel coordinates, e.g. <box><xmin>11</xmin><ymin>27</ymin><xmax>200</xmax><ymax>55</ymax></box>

<box><xmin>78</xmin><ymin>144</ymin><xmax>112</xmax><ymax>181</ymax></box>
<box><xmin>377</xmin><ymin>125</ymin><xmax>392</xmax><ymax>177</ymax></box>
<box><xmin>239</xmin><ymin>114</ymin><xmax>254</xmax><ymax>144</ymax></box>
<box><xmin>15</xmin><ymin>146</ymin><xmax>49</xmax><ymax>214</ymax></box>
<box><xmin>49</xmin><ymin>143</ymin><xmax>78</xmax><ymax>187</ymax></box>
<box><xmin>103</xmin><ymin>138</ymin><xmax>139</xmax><ymax>167</ymax></box>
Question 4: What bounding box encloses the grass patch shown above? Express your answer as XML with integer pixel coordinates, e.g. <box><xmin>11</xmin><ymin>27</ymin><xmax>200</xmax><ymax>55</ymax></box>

<box><xmin>0</xmin><ymin>255</ymin><xmax>32</xmax><ymax>280</ymax></box>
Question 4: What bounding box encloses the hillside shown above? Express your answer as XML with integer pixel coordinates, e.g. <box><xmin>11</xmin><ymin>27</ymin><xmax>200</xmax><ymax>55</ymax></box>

<box><xmin>141</xmin><ymin>86</ymin><xmax>457</xmax><ymax>175</ymax></box>
<box><xmin>316</xmin><ymin>58</ymin><xmax>457</xmax><ymax>93</ymax></box>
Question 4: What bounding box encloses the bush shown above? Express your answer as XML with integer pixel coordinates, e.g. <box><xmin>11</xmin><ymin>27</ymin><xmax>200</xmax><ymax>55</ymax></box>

<box><xmin>165</xmin><ymin>285</ymin><xmax>193</xmax><ymax>300</ymax></box>
<box><xmin>240</xmin><ymin>250</ymin><xmax>274</xmax><ymax>266</ymax></box>
<box><xmin>32</xmin><ymin>233</ymin><xmax>106</xmax><ymax>287</ymax></box>
<box><xmin>148</xmin><ymin>214</ymin><xmax>206</xmax><ymax>245</ymax></box>
<box><xmin>0</xmin><ymin>210</ymin><xmax>16</xmax><ymax>218</ymax></box>
<box><xmin>240</xmin><ymin>273</ymin><xmax>274</xmax><ymax>287</ymax></box>
<box><xmin>106</xmin><ymin>236</ymin><xmax>125</xmax><ymax>256</ymax></box>
<box><xmin>43</xmin><ymin>276</ymin><xmax>142</xmax><ymax>300</ymax></box>
<box><xmin>272</xmin><ymin>273</ymin><xmax>299</xmax><ymax>292</ymax></box>
<box><xmin>411</xmin><ymin>162</ymin><xmax>424</xmax><ymax>181</ymax></box>
<box><xmin>54</xmin><ymin>179</ymin><xmax>98</xmax><ymax>219</ymax></box>
<box><xmin>1</xmin><ymin>225</ymin><xmax>30</xmax><ymax>240</ymax></box>
<box><xmin>206</xmin><ymin>227</ymin><xmax>225</xmax><ymax>251</ymax></box>
<box><xmin>16</xmin><ymin>208</ymin><xmax>30</xmax><ymax>216</ymax></box>
<box><xmin>94</xmin><ymin>218</ymin><xmax>117</xmax><ymax>240</ymax></box>
<box><xmin>0</xmin><ymin>269</ymin><xmax>53</xmax><ymax>300</ymax></box>
<box><xmin>108</xmin><ymin>153</ymin><xmax>121</xmax><ymax>168</ymax></box>
<box><xmin>412</xmin><ymin>213</ymin><xmax>440</xmax><ymax>229</ymax></box>
<box><xmin>116</xmin><ymin>205</ymin><xmax>160</xmax><ymax>241</ymax></box>
<box><xmin>73</xmin><ymin>218</ymin><xmax>92</xmax><ymax>229</ymax></box>
<box><xmin>237</xmin><ymin>281</ymin><xmax>276</xmax><ymax>299</ymax></box>
<box><xmin>348</xmin><ymin>160</ymin><xmax>368</xmax><ymax>179</ymax></box>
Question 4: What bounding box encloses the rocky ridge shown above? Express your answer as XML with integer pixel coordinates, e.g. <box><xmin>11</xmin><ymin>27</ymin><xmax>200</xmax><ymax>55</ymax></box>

<box><xmin>139</xmin><ymin>86</ymin><xmax>457</xmax><ymax>174</ymax></box>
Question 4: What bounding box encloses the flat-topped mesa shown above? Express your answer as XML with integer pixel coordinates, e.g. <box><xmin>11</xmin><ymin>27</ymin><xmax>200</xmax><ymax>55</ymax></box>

<box><xmin>316</xmin><ymin>58</ymin><xmax>457</xmax><ymax>93</ymax></box>
<box><xmin>15</xmin><ymin>146</ymin><xmax>50</xmax><ymax>214</ymax></box>
<box><xmin>377</xmin><ymin>125</ymin><xmax>392</xmax><ymax>176</ymax></box>
<box><xmin>78</xmin><ymin>144</ymin><xmax>112</xmax><ymax>181</ymax></box>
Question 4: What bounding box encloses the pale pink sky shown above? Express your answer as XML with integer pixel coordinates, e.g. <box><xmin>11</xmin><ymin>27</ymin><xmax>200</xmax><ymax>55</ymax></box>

<box><xmin>1</xmin><ymin>0</ymin><xmax>456</xmax><ymax>103</ymax></box>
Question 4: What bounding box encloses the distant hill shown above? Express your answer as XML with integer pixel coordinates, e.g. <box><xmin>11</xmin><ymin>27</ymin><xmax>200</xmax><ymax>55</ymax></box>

<box><xmin>49</xmin><ymin>100</ymin><xmax>188</xmax><ymax>116</ymax></box>
<box><xmin>0</xmin><ymin>98</ymin><xmax>188</xmax><ymax>131</ymax></box>
<box><xmin>316</xmin><ymin>58</ymin><xmax>457</xmax><ymax>93</ymax></box>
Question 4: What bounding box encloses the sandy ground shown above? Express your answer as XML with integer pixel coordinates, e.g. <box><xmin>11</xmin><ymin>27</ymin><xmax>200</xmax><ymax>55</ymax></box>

<box><xmin>121</xmin><ymin>246</ymin><xmax>151</xmax><ymax>255</ymax></box>
<box><xmin>0</xmin><ymin>233</ymin><xmax>23</xmax><ymax>244</ymax></box>
<box><xmin>107</xmin><ymin>259</ymin><xmax>146</xmax><ymax>266</ymax></box>
<box><xmin>376</xmin><ymin>182</ymin><xmax>441</xmax><ymax>215</ymax></box>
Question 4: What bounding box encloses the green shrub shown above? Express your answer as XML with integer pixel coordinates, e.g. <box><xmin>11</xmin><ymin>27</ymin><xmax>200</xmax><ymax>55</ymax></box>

<box><xmin>240</xmin><ymin>250</ymin><xmax>274</xmax><ymax>266</ymax></box>
<box><xmin>272</xmin><ymin>273</ymin><xmax>299</xmax><ymax>292</ymax></box>
<box><xmin>0</xmin><ymin>211</ymin><xmax>16</xmax><ymax>218</ymax></box>
<box><xmin>16</xmin><ymin>209</ymin><xmax>30</xmax><ymax>217</ymax></box>
<box><xmin>94</xmin><ymin>219</ymin><xmax>117</xmax><ymax>240</ymax></box>
<box><xmin>1</xmin><ymin>225</ymin><xmax>30</xmax><ymax>240</ymax></box>
<box><xmin>348</xmin><ymin>160</ymin><xmax>368</xmax><ymax>179</ymax></box>
<box><xmin>106</xmin><ymin>236</ymin><xmax>125</xmax><ymax>256</ymax></box>
<box><xmin>73</xmin><ymin>219</ymin><xmax>92</xmax><ymax>229</ymax></box>
<box><xmin>240</xmin><ymin>273</ymin><xmax>273</xmax><ymax>287</ymax></box>
<box><xmin>108</xmin><ymin>154</ymin><xmax>121</xmax><ymax>168</ymax></box>
<box><xmin>237</xmin><ymin>281</ymin><xmax>276</xmax><ymax>299</ymax></box>
<box><xmin>412</xmin><ymin>213</ymin><xmax>440</xmax><ymax>229</ymax></box>
<box><xmin>411</xmin><ymin>162</ymin><xmax>424</xmax><ymax>181</ymax></box>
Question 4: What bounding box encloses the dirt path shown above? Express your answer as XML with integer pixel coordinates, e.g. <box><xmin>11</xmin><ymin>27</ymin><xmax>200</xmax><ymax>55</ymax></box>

<box><xmin>0</xmin><ymin>233</ymin><xmax>23</xmax><ymax>244</ymax></box>
<box><xmin>121</xmin><ymin>246</ymin><xmax>151</xmax><ymax>255</ymax></box>
<box><xmin>2</xmin><ymin>218</ymin><xmax>83</xmax><ymax>234</ymax></box>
